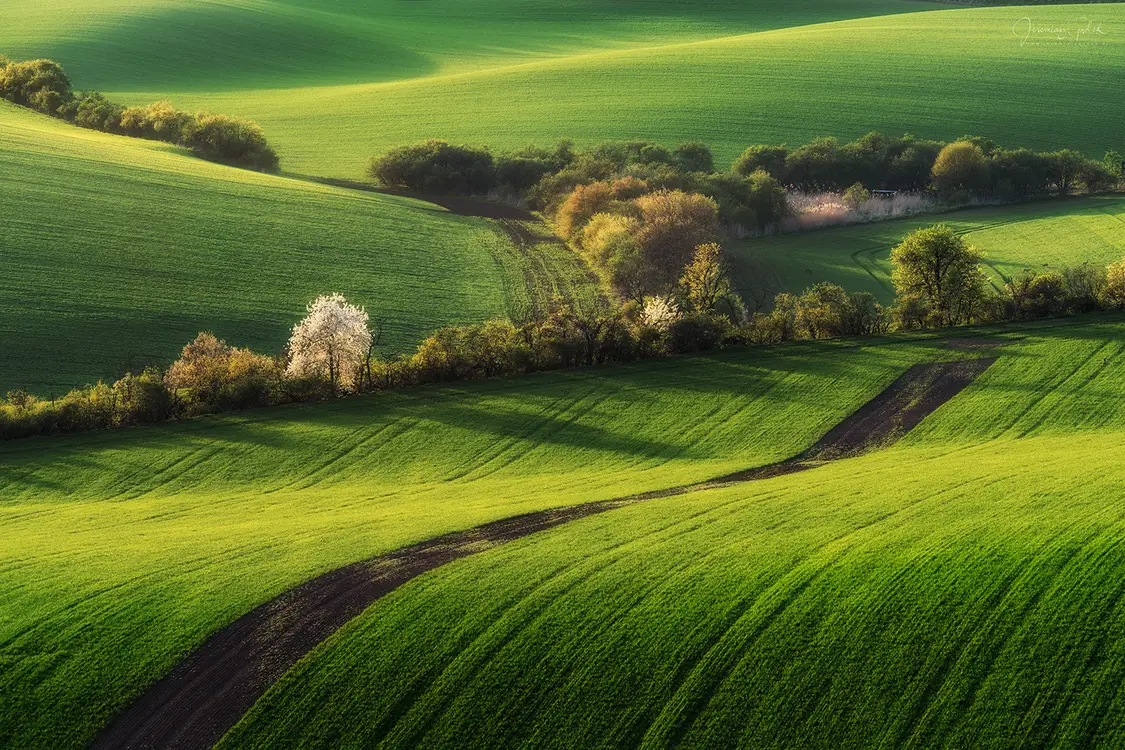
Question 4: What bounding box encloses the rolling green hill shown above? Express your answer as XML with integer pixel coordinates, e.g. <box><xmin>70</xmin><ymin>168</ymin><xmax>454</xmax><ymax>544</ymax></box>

<box><xmin>113</xmin><ymin>3</ymin><xmax>1125</xmax><ymax>178</ymax></box>
<box><xmin>4</xmin><ymin>1</ymin><xmax>1117</xmax><ymax>179</ymax></box>
<box><xmin>0</xmin><ymin>101</ymin><xmax>599</xmax><ymax>393</ymax></box>
<box><xmin>216</xmin><ymin>317</ymin><xmax>1125</xmax><ymax>748</ymax></box>
<box><xmin>0</xmin><ymin>0</ymin><xmax>941</xmax><ymax>91</ymax></box>
<box><xmin>733</xmin><ymin>195</ymin><xmax>1125</xmax><ymax>303</ymax></box>
<box><xmin>0</xmin><ymin>329</ymin><xmax>961</xmax><ymax>748</ymax></box>
<box><xmin>2</xmin><ymin>316</ymin><xmax>1123</xmax><ymax>746</ymax></box>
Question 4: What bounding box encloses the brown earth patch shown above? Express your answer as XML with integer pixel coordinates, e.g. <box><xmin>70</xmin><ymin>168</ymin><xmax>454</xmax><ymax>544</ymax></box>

<box><xmin>92</xmin><ymin>358</ymin><xmax>995</xmax><ymax>750</ymax></box>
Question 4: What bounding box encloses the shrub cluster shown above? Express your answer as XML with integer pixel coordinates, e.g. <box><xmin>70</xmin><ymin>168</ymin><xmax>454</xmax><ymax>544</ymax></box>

<box><xmin>0</xmin><ymin>56</ymin><xmax>279</xmax><ymax>171</ymax></box>
<box><xmin>368</xmin><ymin>139</ymin><xmax>791</xmax><ymax>233</ymax></box>
<box><xmin>735</xmin><ymin>132</ymin><xmax>1121</xmax><ymax>198</ymax></box>
<box><xmin>9</xmin><ymin>231</ymin><xmax>1125</xmax><ymax>442</ymax></box>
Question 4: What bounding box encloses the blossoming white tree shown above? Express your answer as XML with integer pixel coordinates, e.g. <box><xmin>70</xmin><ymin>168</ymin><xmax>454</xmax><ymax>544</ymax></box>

<box><xmin>642</xmin><ymin>295</ymin><xmax>680</xmax><ymax>329</ymax></box>
<box><xmin>286</xmin><ymin>293</ymin><xmax>372</xmax><ymax>392</ymax></box>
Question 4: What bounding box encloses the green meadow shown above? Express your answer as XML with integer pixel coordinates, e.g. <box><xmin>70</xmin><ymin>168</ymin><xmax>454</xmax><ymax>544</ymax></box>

<box><xmin>0</xmin><ymin>0</ymin><xmax>941</xmax><ymax>91</ymax></box>
<box><xmin>734</xmin><ymin>195</ymin><xmax>1125</xmax><ymax>303</ymax></box>
<box><xmin>1</xmin><ymin>329</ymin><xmax>951</xmax><ymax>747</ymax></box>
<box><xmin>0</xmin><ymin>101</ymin><xmax>600</xmax><ymax>392</ymax></box>
<box><xmin>117</xmin><ymin>4</ymin><xmax>1125</xmax><ymax>179</ymax></box>
<box><xmin>3</xmin><ymin>0</ymin><xmax>1125</xmax><ymax>744</ymax></box>
<box><xmin>2</xmin><ymin>0</ymin><xmax>1118</xmax><ymax>178</ymax></box>
<box><xmin>3</xmin><ymin>317</ymin><xmax>1124</xmax><ymax>746</ymax></box>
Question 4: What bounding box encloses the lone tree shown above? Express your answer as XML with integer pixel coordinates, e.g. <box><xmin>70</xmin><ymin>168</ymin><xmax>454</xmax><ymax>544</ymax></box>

<box><xmin>680</xmin><ymin>242</ymin><xmax>735</xmax><ymax>316</ymax></box>
<box><xmin>890</xmin><ymin>224</ymin><xmax>989</xmax><ymax>327</ymax></box>
<box><xmin>287</xmin><ymin>294</ymin><xmax>372</xmax><ymax>392</ymax></box>
<box><xmin>931</xmin><ymin>141</ymin><xmax>990</xmax><ymax>195</ymax></box>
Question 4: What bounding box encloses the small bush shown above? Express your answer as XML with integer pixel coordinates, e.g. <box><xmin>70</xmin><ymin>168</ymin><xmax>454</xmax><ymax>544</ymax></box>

<box><xmin>166</xmin><ymin>332</ymin><xmax>283</xmax><ymax>411</ymax></box>
<box><xmin>119</xmin><ymin>100</ymin><xmax>195</xmax><ymax>143</ymax></box>
<box><xmin>665</xmin><ymin>313</ymin><xmax>727</xmax><ymax>354</ymax></box>
<box><xmin>367</xmin><ymin>140</ymin><xmax>494</xmax><ymax>194</ymax></box>
<box><xmin>182</xmin><ymin>114</ymin><xmax>279</xmax><ymax>171</ymax></box>
<box><xmin>0</xmin><ymin>58</ymin><xmax>71</xmax><ymax>114</ymax></box>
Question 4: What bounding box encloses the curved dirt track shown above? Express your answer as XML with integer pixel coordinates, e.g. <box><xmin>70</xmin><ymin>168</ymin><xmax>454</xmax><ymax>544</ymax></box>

<box><xmin>92</xmin><ymin>357</ymin><xmax>995</xmax><ymax>750</ymax></box>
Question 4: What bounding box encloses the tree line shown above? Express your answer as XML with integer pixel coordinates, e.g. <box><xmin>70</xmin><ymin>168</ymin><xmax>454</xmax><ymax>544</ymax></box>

<box><xmin>735</xmin><ymin>133</ymin><xmax>1120</xmax><ymax>198</ymax></box>
<box><xmin>367</xmin><ymin>136</ymin><xmax>1121</xmax><ymax>308</ymax></box>
<box><xmin>0</xmin><ymin>56</ymin><xmax>279</xmax><ymax>171</ymax></box>
<box><xmin>6</xmin><ymin>228</ymin><xmax>1125</xmax><ymax>441</ymax></box>
<box><xmin>369</xmin><ymin>134</ymin><xmax>1122</xmax><ymax>219</ymax></box>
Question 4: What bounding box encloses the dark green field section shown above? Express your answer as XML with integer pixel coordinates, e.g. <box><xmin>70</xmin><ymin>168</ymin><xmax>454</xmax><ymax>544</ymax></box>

<box><xmin>2</xmin><ymin>317</ymin><xmax>1124</xmax><ymax>747</ymax></box>
<box><xmin>0</xmin><ymin>103</ymin><xmax>599</xmax><ymax>392</ymax></box>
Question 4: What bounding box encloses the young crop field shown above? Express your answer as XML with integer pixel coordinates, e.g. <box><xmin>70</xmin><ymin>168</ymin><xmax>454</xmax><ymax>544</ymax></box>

<box><xmin>2</xmin><ymin>317</ymin><xmax>1123</xmax><ymax>747</ymax></box>
<box><xmin>111</xmin><ymin>4</ymin><xmax>1125</xmax><ymax>179</ymax></box>
<box><xmin>2</xmin><ymin>1</ymin><xmax>1116</xmax><ymax>179</ymax></box>
<box><xmin>734</xmin><ymin>195</ymin><xmax>1125</xmax><ymax>303</ymax></box>
<box><xmin>3</xmin><ymin>0</ymin><xmax>1125</xmax><ymax>745</ymax></box>
<box><xmin>0</xmin><ymin>0</ymin><xmax>941</xmax><ymax>91</ymax></box>
<box><xmin>218</xmin><ymin>318</ymin><xmax>1125</xmax><ymax>748</ymax></box>
<box><xmin>0</xmin><ymin>330</ymin><xmax>955</xmax><ymax>747</ymax></box>
<box><xmin>223</xmin><ymin>427</ymin><xmax>1125</xmax><ymax>749</ymax></box>
<box><xmin>0</xmin><ymin>102</ymin><xmax>600</xmax><ymax>392</ymax></box>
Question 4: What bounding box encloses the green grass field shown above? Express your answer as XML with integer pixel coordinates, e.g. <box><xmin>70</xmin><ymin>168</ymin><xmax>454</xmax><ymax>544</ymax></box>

<box><xmin>0</xmin><ymin>0</ymin><xmax>940</xmax><ymax>91</ymax></box>
<box><xmin>2</xmin><ymin>316</ymin><xmax>1123</xmax><ymax>746</ymax></box>
<box><xmin>2</xmin><ymin>1</ymin><xmax>1118</xmax><ymax>179</ymax></box>
<box><xmin>0</xmin><ymin>101</ymin><xmax>600</xmax><ymax>393</ymax></box>
<box><xmin>3</xmin><ymin>0</ymin><xmax>1122</xmax><ymax>393</ymax></box>
<box><xmin>0</xmin><ymin>329</ymin><xmax>962</xmax><ymax>748</ymax></box>
<box><xmin>112</xmin><ymin>4</ymin><xmax>1125</xmax><ymax>179</ymax></box>
<box><xmin>733</xmin><ymin>195</ymin><xmax>1125</xmax><ymax>303</ymax></box>
<box><xmin>218</xmin><ymin>317</ymin><xmax>1125</xmax><ymax>748</ymax></box>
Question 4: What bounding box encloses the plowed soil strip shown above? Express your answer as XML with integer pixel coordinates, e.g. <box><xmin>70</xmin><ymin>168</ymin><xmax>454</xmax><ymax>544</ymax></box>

<box><xmin>93</xmin><ymin>358</ymin><xmax>995</xmax><ymax>750</ymax></box>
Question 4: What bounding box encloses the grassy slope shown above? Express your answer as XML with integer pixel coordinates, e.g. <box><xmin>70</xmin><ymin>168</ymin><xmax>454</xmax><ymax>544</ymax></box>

<box><xmin>733</xmin><ymin>195</ymin><xmax>1125</xmax><ymax>303</ymax></box>
<box><xmin>0</xmin><ymin>102</ymin><xmax>601</xmax><ymax>392</ymax></box>
<box><xmin>0</xmin><ymin>334</ymin><xmax>957</xmax><ymax>748</ymax></box>
<box><xmin>0</xmin><ymin>0</ymin><xmax>940</xmax><ymax>91</ymax></box>
<box><xmin>114</xmin><ymin>4</ymin><xmax>1125</xmax><ymax>178</ymax></box>
<box><xmin>220</xmin><ymin>317</ymin><xmax>1125</xmax><ymax>748</ymax></box>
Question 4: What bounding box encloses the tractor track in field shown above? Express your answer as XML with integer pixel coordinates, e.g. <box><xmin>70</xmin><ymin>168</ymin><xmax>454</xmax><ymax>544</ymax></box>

<box><xmin>92</xmin><ymin>357</ymin><xmax>996</xmax><ymax>750</ymax></box>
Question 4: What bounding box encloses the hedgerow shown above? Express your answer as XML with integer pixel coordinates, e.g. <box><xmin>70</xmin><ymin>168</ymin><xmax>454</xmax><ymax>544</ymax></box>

<box><xmin>0</xmin><ymin>56</ymin><xmax>279</xmax><ymax>171</ymax></box>
<box><xmin>7</xmin><ymin>236</ymin><xmax>1125</xmax><ymax>442</ymax></box>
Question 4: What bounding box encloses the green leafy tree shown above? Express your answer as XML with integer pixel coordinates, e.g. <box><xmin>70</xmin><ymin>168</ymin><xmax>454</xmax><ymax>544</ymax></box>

<box><xmin>890</xmin><ymin>224</ymin><xmax>990</xmax><ymax>327</ymax></box>
<box><xmin>732</xmin><ymin>144</ymin><xmax>788</xmax><ymax>178</ymax></box>
<box><xmin>931</xmin><ymin>141</ymin><xmax>990</xmax><ymax>194</ymax></box>
<box><xmin>1048</xmin><ymin>149</ymin><xmax>1086</xmax><ymax>195</ymax></box>
<box><xmin>680</xmin><ymin>242</ymin><xmax>740</xmax><ymax>319</ymax></box>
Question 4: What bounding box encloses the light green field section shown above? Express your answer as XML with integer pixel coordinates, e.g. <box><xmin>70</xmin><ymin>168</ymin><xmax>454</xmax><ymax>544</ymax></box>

<box><xmin>0</xmin><ymin>0</ymin><xmax>941</xmax><ymax>91</ymax></box>
<box><xmin>0</xmin><ymin>333</ymin><xmax>958</xmax><ymax>748</ymax></box>
<box><xmin>734</xmin><ymin>195</ymin><xmax>1125</xmax><ymax>302</ymax></box>
<box><xmin>220</xmin><ymin>318</ymin><xmax>1125</xmax><ymax>748</ymax></box>
<box><xmin>0</xmin><ymin>102</ymin><xmax>600</xmax><ymax>392</ymax></box>
<box><xmin>106</xmin><ymin>4</ymin><xmax>1125</xmax><ymax>178</ymax></box>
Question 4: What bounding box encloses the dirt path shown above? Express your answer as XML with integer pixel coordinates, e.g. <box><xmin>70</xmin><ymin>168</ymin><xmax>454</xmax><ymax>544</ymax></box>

<box><xmin>92</xmin><ymin>358</ymin><xmax>995</xmax><ymax>750</ymax></box>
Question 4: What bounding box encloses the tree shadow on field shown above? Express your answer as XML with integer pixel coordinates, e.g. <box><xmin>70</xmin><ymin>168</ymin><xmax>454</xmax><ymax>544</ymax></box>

<box><xmin>405</xmin><ymin>397</ymin><xmax>692</xmax><ymax>463</ymax></box>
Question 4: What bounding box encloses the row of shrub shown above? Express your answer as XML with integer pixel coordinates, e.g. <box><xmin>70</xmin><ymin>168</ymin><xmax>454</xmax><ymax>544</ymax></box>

<box><xmin>0</xmin><ymin>56</ymin><xmax>279</xmax><ymax>171</ymax></box>
<box><xmin>369</xmin><ymin>134</ymin><xmax>1122</xmax><ymax>216</ymax></box>
<box><xmin>7</xmin><ymin>226</ymin><xmax>1125</xmax><ymax>441</ymax></box>
<box><xmin>733</xmin><ymin>133</ymin><xmax>1122</xmax><ymax>196</ymax></box>
<box><xmin>369</xmin><ymin>139</ymin><xmax>790</xmax><ymax>230</ymax></box>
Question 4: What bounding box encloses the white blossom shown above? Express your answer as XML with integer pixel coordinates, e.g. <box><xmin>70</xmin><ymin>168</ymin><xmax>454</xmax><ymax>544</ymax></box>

<box><xmin>286</xmin><ymin>294</ymin><xmax>371</xmax><ymax>391</ymax></box>
<box><xmin>642</xmin><ymin>295</ymin><xmax>681</xmax><ymax>329</ymax></box>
